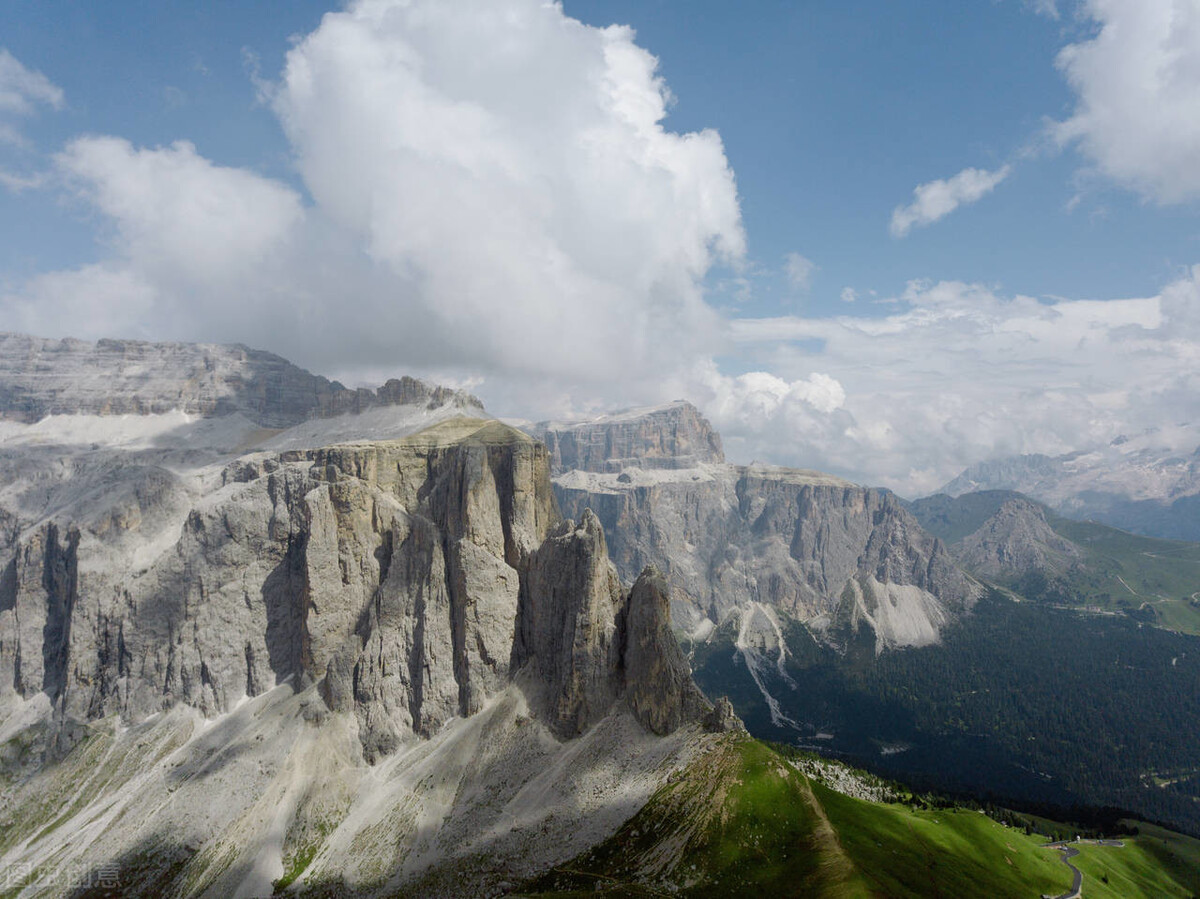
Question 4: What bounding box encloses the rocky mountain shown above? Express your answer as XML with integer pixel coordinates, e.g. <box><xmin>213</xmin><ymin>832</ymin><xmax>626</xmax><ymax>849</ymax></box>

<box><xmin>0</xmin><ymin>337</ymin><xmax>735</xmax><ymax>897</ymax></box>
<box><xmin>910</xmin><ymin>489</ymin><xmax>1200</xmax><ymax>634</ymax></box>
<box><xmin>948</xmin><ymin>496</ymin><xmax>1081</xmax><ymax>580</ymax></box>
<box><xmin>940</xmin><ymin>427</ymin><xmax>1200</xmax><ymax>541</ymax></box>
<box><xmin>0</xmin><ymin>336</ymin><xmax>1195</xmax><ymax>898</ymax></box>
<box><xmin>528</xmin><ymin>400</ymin><xmax>725</xmax><ymax>473</ymax></box>
<box><xmin>535</xmin><ymin>402</ymin><xmax>980</xmax><ymax>739</ymax></box>
<box><xmin>0</xmin><ymin>332</ymin><xmax>483</xmax><ymax>427</ymax></box>
<box><xmin>540</xmin><ymin>403</ymin><xmax>979</xmax><ymax>655</ymax></box>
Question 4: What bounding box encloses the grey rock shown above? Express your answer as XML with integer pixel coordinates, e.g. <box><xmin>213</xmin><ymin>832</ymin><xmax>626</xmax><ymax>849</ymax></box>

<box><xmin>622</xmin><ymin>566</ymin><xmax>710</xmax><ymax>736</ymax></box>
<box><xmin>954</xmin><ymin>497</ymin><xmax>1081</xmax><ymax>579</ymax></box>
<box><xmin>513</xmin><ymin>510</ymin><xmax>626</xmax><ymax>737</ymax></box>
<box><xmin>513</xmin><ymin>517</ymin><xmax>710</xmax><ymax>738</ymax></box>
<box><xmin>704</xmin><ymin>695</ymin><xmax>745</xmax><ymax>733</ymax></box>
<box><xmin>0</xmin><ymin>331</ymin><xmax>483</xmax><ymax>427</ymax></box>
<box><xmin>555</xmin><ymin>463</ymin><xmax>979</xmax><ymax>651</ymax></box>
<box><xmin>529</xmin><ymin>400</ymin><xmax>724</xmax><ymax>473</ymax></box>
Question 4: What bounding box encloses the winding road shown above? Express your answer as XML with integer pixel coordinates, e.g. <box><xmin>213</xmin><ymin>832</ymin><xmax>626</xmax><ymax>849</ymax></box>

<box><xmin>1043</xmin><ymin>840</ymin><xmax>1124</xmax><ymax>899</ymax></box>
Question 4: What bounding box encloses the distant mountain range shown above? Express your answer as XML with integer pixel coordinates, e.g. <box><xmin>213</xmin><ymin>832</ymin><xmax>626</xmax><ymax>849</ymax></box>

<box><xmin>939</xmin><ymin>428</ymin><xmax>1200</xmax><ymax>541</ymax></box>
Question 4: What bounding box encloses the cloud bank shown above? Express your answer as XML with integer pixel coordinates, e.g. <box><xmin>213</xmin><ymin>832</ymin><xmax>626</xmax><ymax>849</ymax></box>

<box><xmin>713</xmin><ymin>269</ymin><xmax>1200</xmax><ymax>494</ymax></box>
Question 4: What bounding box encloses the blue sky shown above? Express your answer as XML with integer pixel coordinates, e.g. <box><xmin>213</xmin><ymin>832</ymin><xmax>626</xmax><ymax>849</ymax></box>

<box><xmin>2</xmin><ymin>0</ymin><xmax>1199</xmax><ymax>492</ymax></box>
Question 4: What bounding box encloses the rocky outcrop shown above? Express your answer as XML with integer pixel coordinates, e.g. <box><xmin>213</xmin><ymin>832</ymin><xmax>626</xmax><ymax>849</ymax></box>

<box><xmin>0</xmin><ymin>332</ymin><xmax>483</xmax><ymax>427</ymax></box>
<box><xmin>531</xmin><ymin>400</ymin><xmax>725</xmax><ymax>473</ymax></box>
<box><xmin>622</xmin><ymin>567</ymin><xmax>711</xmax><ymax>735</ymax></box>
<box><xmin>512</xmin><ymin>510</ymin><xmax>626</xmax><ymax>737</ymax></box>
<box><xmin>955</xmin><ymin>497</ymin><xmax>1081</xmax><ymax>579</ymax></box>
<box><xmin>513</xmin><ymin>514</ymin><xmax>711</xmax><ymax>738</ymax></box>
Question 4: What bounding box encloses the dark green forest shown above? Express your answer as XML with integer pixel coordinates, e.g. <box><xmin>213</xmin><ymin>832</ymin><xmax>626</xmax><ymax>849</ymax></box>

<box><xmin>691</xmin><ymin>592</ymin><xmax>1200</xmax><ymax>835</ymax></box>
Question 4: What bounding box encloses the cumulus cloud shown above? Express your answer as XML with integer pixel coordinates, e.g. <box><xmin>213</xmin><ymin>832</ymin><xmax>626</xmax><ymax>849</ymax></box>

<box><xmin>4</xmin><ymin>1</ymin><xmax>1198</xmax><ymax>499</ymax></box>
<box><xmin>783</xmin><ymin>252</ymin><xmax>816</xmax><ymax>292</ymax></box>
<box><xmin>890</xmin><ymin>165</ymin><xmax>1011</xmax><ymax>237</ymax></box>
<box><xmin>1054</xmin><ymin>0</ymin><xmax>1200</xmax><ymax>204</ymax></box>
<box><xmin>1</xmin><ymin>0</ymin><xmax>743</xmax><ymax>414</ymax></box>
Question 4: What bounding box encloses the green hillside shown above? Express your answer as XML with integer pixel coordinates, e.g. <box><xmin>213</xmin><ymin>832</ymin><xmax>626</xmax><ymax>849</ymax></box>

<box><xmin>519</xmin><ymin>736</ymin><xmax>1200</xmax><ymax>898</ymax></box>
<box><xmin>909</xmin><ymin>491</ymin><xmax>1200</xmax><ymax>635</ymax></box>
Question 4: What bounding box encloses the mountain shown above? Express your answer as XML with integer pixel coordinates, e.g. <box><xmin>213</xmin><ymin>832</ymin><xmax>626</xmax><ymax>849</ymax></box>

<box><xmin>0</xmin><ymin>338</ymin><xmax>736</xmax><ymax>896</ymax></box>
<box><xmin>939</xmin><ymin>428</ymin><xmax>1200</xmax><ymax>541</ymax></box>
<box><xmin>909</xmin><ymin>489</ymin><xmax>1200</xmax><ymax>635</ymax></box>
<box><xmin>1</xmin><ymin>334</ymin><xmax>1196</xmax><ymax>897</ymax></box>
<box><xmin>540</xmin><ymin>401</ymin><xmax>980</xmax><ymax>654</ymax></box>
<box><xmin>0</xmin><ymin>332</ymin><xmax>484</xmax><ymax>427</ymax></box>
<box><xmin>527</xmin><ymin>400</ymin><xmax>725</xmax><ymax>473</ymax></box>
<box><xmin>534</xmin><ymin>401</ymin><xmax>980</xmax><ymax>735</ymax></box>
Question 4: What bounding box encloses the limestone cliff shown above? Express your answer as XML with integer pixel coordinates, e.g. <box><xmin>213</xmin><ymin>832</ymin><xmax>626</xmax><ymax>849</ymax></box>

<box><xmin>0</xmin><ymin>414</ymin><xmax>718</xmax><ymax>761</ymax></box>
<box><xmin>530</xmin><ymin>400</ymin><xmax>725</xmax><ymax>473</ymax></box>
<box><xmin>555</xmin><ymin>462</ymin><xmax>979</xmax><ymax>652</ymax></box>
<box><xmin>0</xmin><ymin>338</ymin><xmax>731</xmax><ymax>898</ymax></box>
<box><xmin>0</xmin><ymin>332</ymin><xmax>483</xmax><ymax>426</ymax></box>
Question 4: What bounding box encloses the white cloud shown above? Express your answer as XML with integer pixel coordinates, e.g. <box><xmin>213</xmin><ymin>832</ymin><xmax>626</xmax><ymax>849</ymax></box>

<box><xmin>1025</xmin><ymin>0</ymin><xmax>1060</xmax><ymax>18</ymax></box>
<box><xmin>1</xmin><ymin>0</ymin><xmax>744</xmax><ymax>409</ymax></box>
<box><xmin>0</xmin><ymin>49</ymin><xmax>63</xmax><ymax>118</ymax></box>
<box><xmin>1054</xmin><ymin>0</ymin><xmax>1200</xmax><ymax>204</ymax></box>
<box><xmin>839</xmin><ymin>287</ymin><xmax>858</xmax><ymax>304</ymax></box>
<box><xmin>4</xmin><ymin>2</ymin><xmax>1197</xmax><ymax>501</ymax></box>
<box><xmin>712</xmin><ymin>270</ymin><xmax>1199</xmax><ymax>495</ymax></box>
<box><xmin>0</xmin><ymin>49</ymin><xmax>63</xmax><ymax>154</ymax></box>
<box><xmin>783</xmin><ymin>252</ymin><xmax>816</xmax><ymax>291</ymax></box>
<box><xmin>890</xmin><ymin>165</ymin><xmax>1011</xmax><ymax>237</ymax></box>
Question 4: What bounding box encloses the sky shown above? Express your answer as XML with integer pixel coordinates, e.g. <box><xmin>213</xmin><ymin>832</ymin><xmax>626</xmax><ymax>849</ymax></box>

<box><xmin>2</xmin><ymin>0</ymin><xmax>1200</xmax><ymax>495</ymax></box>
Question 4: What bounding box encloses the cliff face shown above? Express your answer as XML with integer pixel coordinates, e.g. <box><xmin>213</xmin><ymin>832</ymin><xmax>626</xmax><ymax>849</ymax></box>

<box><xmin>0</xmin><ymin>332</ymin><xmax>483</xmax><ymax>427</ymax></box>
<box><xmin>0</xmin><ymin>417</ymin><xmax>714</xmax><ymax>762</ymax></box>
<box><xmin>0</xmin><ymin>337</ymin><xmax>732</xmax><ymax>898</ymax></box>
<box><xmin>555</xmin><ymin>463</ymin><xmax>979</xmax><ymax>653</ymax></box>
<box><xmin>531</xmin><ymin>400</ymin><xmax>725</xmax><ymax>473</ymax></box>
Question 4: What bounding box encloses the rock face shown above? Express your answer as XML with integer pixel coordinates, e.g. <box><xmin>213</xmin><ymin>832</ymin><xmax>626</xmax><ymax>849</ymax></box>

<box><xmin>554</xmin><ymin>462</ymin><xmax>978</xmax><ymax>653</ymax></box>
<box><xmin>531</xmin><ymin>400</ymin><xmax>725</xmax><ymax>473</ymax></box>
<box><xmin>513</xmin><ymin>513</ymin><xmax>711</xmax><ymax>738</ymax></box>
<box><xmin>954</xmin><ymin>497</ymin><xmax>1081</xmax><ymax>579</ymax></box>
<box><xmin>622</xmin><ymin>567</ymin><xmax>711</xmax><ymax>735</ymax></box>
<box><xmin>0</xmin><ymin>332</ymin><xmax>483</xmax><ymax>427</ymax></box>
<box><xmin>0</xmin><ymin>337</ymin><xmax>727</xmax><ymax>898</ymax></box>
<box><xmin>0</xmin><ymin>413</ymin><xmax>712</xmax><ymax>757</ymax></box>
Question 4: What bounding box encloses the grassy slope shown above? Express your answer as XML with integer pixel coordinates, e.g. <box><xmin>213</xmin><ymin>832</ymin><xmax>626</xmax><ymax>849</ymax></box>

<box><xmin>1048</xmin><ymin>515</ymin><xmax>1200</xmax><ymax>634</ymax></box>
<box><xmin>518</xmin><ymin>737</ymin><xmax>1200</xmax><ymax>899</ymax></box>
<box><xmin>520</xmin><ymin>736</ymin><xmax>871</xmax><ymax>898</ymax></box>
<box><xmin>910</xmin><ymin>490</ymin><xmax>1200</xmax><ymax>635</ymax></box>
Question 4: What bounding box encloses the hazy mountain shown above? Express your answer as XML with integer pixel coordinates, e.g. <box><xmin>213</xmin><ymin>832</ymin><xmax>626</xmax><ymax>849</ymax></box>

<box><xmin>940</xmin><ymin>428</ymin><xmax>1200</xmax><ymax>541</ymax></box>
